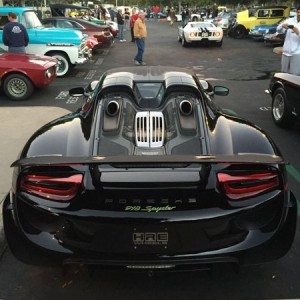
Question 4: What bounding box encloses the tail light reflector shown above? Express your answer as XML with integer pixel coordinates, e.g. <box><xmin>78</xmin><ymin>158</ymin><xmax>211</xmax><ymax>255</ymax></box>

<box><xmin>20</xmin><ymin>173</ymin><xmax>83</xmax><ymax>202</ymax></box>
<box><xmin>217</xmin><ymin>171</ymin><xmax>279</xmax><ymax>200</ymax></box>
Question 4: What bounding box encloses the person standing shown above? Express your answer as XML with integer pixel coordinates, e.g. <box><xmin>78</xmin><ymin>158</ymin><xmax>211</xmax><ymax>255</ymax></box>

<box><xmin>2</xmin><ymin>12</ymin><xmax>29</xmax><ymax>53</ymax></box>
<box><xmin>99</xmin><ymin>5</ymin><xmax>107</xmax><ymax>20</ymax></box>
<box><xmin>169</xmin><ymin>7</ymin><xmax>176</xmax><ymax>26</ymax></box>
<box><xmin>181</xmin><ymin>9</ymin><xmax>186</xmax><ymax>26</ymax></box>
<box><xmin>153</xmin><ymin>5</ymin><xmax>159</xmax><ymax>21</ymax></box>
<box><xmin>130</xmin><ymin>8</ymin><xmax>138</xmax><ymax>42</ymax></box>
<box><xmin>116</xmin><ymin>9</ymin><xmax>126</xmax><ymax>42</ymax></box>
<box><xmin>124</xmin><ymin>8</ymin><xmax>130</xmax><ymax>29</ymax></box>
<box><xmin>276</xmin><ymin>6</ymin><xmax>300</xmax><ymax>75</ymax></box>
<box><xmin>108</xmin><ymin>7</ymin><xmax>115</xmax><ymax>22</ymax></box>
<box><xmin>133</xmin><ymin>11</ymin><xmax>147</xmax><ymax>65</ymax></box>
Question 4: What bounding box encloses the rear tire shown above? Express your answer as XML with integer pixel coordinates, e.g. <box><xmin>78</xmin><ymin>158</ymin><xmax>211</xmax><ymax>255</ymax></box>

<box><xmin>272</xmin><ymin>87</ymin><xmax>296</xmax><ymax>129</ymax></box>
<box><xmin>3</xmin><ymin>74</ymin><xmax>34</xmax><ymax>101</ymax></box>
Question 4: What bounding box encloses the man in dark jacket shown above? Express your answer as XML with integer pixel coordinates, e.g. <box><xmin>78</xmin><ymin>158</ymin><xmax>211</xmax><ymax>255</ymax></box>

<box><xmin>2</xmin><ymin>12</ymin><xmax>29</xmax><ymax>53</ymax></box>
<box><xmin>116</xmin><ymin>9</ymin><xmax>125</xmax><ymax>42</ymax></box>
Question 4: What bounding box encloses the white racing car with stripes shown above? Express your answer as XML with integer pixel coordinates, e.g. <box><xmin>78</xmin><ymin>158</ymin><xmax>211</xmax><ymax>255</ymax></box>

<box><xmin>178</xmin><ymin>21</ymin><xmax>223</xmax><ymax>47</ymax></box>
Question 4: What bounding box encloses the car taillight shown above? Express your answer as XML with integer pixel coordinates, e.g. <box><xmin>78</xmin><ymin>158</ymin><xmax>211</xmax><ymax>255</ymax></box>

<box><xmin>86</xmin><ymin>39</ymin><xmax>95</xmax><ymax>49</ymax></box>
<box><xmin>20</xmin><ymin>173</ymin><xmax>84</xmax><ymax>202</ymax></box>
<box><xmin>217</xmin><ymin>171</ymin><xmax>279</xmax><ymax>200</ymax></box>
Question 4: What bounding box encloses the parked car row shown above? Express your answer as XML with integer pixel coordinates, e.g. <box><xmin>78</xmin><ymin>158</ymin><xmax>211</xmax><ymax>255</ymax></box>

<box><xmin>0</xmin><ymin>7</ymin><xmax>92</xmax><ymax>77</ymax></box>
<box><xmin>0</xmin><ymin>5</ymin><xmax>118</xmax><ymax>101</ymax></box>
<box><xmin>41</xmin><ymin>17</ymin><xmax>114</xmax><ymax>52</ymax></box>
<box><xmin>228</xmin><ymin>6</ymin><xmax>291</xmax><ymax>39</ymax></box>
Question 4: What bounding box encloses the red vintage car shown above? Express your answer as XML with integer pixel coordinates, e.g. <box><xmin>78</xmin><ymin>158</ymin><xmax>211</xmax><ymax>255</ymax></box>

<box><xmin>0</xmin><ymin>48</ymin><xmax>58</xmax><ymax>101</ymax></box>
<box><xmin>41</xmin><ymin>17</ymin><xmax>113</xmax><ymax>52</ymax></box>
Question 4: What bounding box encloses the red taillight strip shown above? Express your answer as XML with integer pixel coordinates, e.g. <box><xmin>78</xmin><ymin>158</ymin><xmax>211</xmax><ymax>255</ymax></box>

<box><xmin>217</xmin><ymin>172</ymin><xmax>279</xmax><ymax>200</ymax></box>
<box><xmin>20</xmin><ymin>174</ymin><xmax>83</xmax><ymax>202</ymax></box>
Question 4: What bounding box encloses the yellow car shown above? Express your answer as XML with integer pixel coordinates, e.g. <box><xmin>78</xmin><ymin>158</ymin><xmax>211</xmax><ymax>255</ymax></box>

<box><xmin>228</xmin><ymin>6</ymin><xmax>290</xmax><ymax>39</ymax></box>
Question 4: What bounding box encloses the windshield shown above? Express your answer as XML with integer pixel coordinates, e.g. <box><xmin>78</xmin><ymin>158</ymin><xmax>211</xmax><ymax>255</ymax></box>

<box><xmin>191</xmin><ymin>22</ymin><xmax>213</xmax><ymax>28</ymax></box>
<box><xmin>134</xmin><ymin>83</ymin><xmax>165</xmax><ymax>108</ymax></box>
<box><xmin>21</xmin><ymin>11</ymin><xmax>42</xmax><ymax>29</ymax></box>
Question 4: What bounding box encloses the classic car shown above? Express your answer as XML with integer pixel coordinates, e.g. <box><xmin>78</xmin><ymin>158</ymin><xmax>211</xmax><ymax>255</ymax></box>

<box><xmin>0</xmin><ymin>47</ymin><xmax>57</xmax><ymax>101</ymax></box>
<box><xmin>212</xmin><ymin>11</ymin><xmax>236</xmax><ymax>32</ymax></box>
<box><xmin>190</xmin><ymin>8</ymin><xmax>208</xmax><ymax>21</ymax></box>
<box><xmin>228</xmin><ymin>6</ymin><xmax>290</xmax><ymax>39</ymax></box>
<box><xmin>266</xmin><ymin>72</ymin><xmax>300</xmax><ymax>129</ymax></box>
<box><xmin>41</xmin><ymin>17</ymin><xmax>113</xmax><ymax>52</ymax></box>
<box><xmin>249</xmin><ymin>23</ymin><xmax>278</xmax><ymax>41</ymax></box>
<box><xmin>149</xmin><ymin>12</ymin><xmax>167</xmax><ymax>19</ymax></box>
<box><xmin>264</xmin><ymin>32</ymin><xmax>285</xmax><ymax>46</ymax></box>
<box><xmin>0</xmin><ymin>7</ymin><xmax>91</xmax><ymax>77</ymax></box>
<box><xmin>50</xmin><ymin>3</ymin><xmax>109</xmax><ymax>22</ymax></box>
<box><xmin>249</xmin><ymin>17</ymin><xmax>291</xmax><ymax>41</ymax></box>
<box><xmin>2</xmin><ymin>66</ymin><xmax>297</xmax><ymax>272</ymax></box>
<box><xmin>167</xmin><ymin>13</ymin><xmax>182</xmax><ymax>22</ymax></box>
<box><xmin>48</xmin><ymin>4</ymin><xmax>118</xmax><ymax>38</ymax></box>
<box><xmin>178</xmin><ymin>21</ymin><xmax>223</xmax><ymax>47</ymax></box>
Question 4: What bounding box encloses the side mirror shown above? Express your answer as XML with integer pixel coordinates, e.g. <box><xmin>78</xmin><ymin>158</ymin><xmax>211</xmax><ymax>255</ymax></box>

<box><xmin>69</xmin><ymin>87</ymin><xmax>85</xmax><ymax>97</ymax></box>
<box><xmin>213</xmin><ymin>86</ymin><xmax>229</xmax><ymax>96</ymax></box>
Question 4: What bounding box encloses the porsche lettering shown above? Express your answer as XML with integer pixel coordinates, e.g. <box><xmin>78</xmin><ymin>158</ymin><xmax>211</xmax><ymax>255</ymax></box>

<box><xmin>125</xmin><ymin>205</ymin><xmax>176</xmax><ymax>212</ymax></box>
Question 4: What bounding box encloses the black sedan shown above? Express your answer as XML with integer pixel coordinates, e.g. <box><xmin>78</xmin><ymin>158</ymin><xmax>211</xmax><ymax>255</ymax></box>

<box><xmin>266</xmin><ymin>72</ymin><xmax>300</xmax><ymax>128</ymax></box>
<box><xmin>3</xmin><ymin>66</ymin><xmax>297</xmax><ymax>272</ymax></box>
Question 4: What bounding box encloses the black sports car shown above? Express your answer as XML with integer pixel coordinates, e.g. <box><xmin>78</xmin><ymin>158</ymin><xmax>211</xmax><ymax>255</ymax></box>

<box><xmin>266</xmin><ymin>72</ymin><xmax>300</xmax><ymax>129</ymax></box>
<box><xmin>3</xmin><ymin>66</ymin><xmax>297</xmax><ymax>272</ymax></box>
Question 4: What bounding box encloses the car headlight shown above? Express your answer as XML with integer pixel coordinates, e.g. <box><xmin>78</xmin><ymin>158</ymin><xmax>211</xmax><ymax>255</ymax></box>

<box><xmin>45</xmin><ymin>69</ymin><xmax>52</xmax><ymax>78</ymax></box>
<box><xmin>189</xmin><ymin>32</ymin><xmax>197</xmax><ymax>37</ymax></box>
<box><xmin>215</xmin><ymin>32</ymin><xmax>221</xmax><ymax>36</ymax></box>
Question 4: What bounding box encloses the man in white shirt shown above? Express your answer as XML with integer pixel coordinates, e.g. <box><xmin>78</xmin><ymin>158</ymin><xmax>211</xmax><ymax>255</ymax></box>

<box><xmin>277</xmin><ymin>7</ymin><xmax>300</xmax><ymax>75</ymax></box>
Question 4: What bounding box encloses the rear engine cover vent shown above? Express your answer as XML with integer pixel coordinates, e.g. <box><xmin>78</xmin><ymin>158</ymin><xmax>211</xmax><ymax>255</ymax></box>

<box><xmin>135</xmin><ymin>112</ymin><xmax>164</xmax><ymax>148</ymax></box>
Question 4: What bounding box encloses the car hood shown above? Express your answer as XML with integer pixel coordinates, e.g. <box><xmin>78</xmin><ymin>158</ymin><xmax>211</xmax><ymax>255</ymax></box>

<box><xmin>252</xmin><ymin>24</ymin><xmax>276</xmax><ymax>30</ymax></box>
<box><xmin>28</xmin><ymin>26</ymin><xmax>84</xmax><ymax>45</ymax></box>
<box><xmin>273</xmin><ymin>72</ymin><xmax>300</xmax><ymax>86</ymax></box>
<box><xmin>0</xmin><ymin>53</ymin><xmax>57</xmax><ymax>67</ymax></box>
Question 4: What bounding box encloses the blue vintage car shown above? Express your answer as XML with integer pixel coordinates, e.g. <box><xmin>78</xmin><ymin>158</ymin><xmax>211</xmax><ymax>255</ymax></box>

<box><xmin>249</xmin><ymin>16</ymin><xmax>292</xmax><ymax>41</ymax></box>
<box><xmin>0</xmin><ymin>7</ymin><xmax>92</xmax><ymax>76</ymax></box>
<box><xmin>249</xmin><ymin>23</ymin><xmax>278</xmax><ymax>41</ymax></box>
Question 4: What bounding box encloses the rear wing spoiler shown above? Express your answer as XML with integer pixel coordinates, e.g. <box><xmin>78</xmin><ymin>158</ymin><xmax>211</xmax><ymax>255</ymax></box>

<box><xmin>11</xmin><ymin>154</ymin><xmax>286</xmax><ymax>167</ymax></box>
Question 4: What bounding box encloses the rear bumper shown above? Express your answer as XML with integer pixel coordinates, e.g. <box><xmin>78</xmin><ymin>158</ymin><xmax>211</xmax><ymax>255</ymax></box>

<box><xmin>2</xmin><ymin>192</ymin><xmax>297</xmax><ymax>269</ymax></box>
<box><xmin>75</xmin><ymin>57</ymin><xmax>89</xmax><ymax>64</ymax></box>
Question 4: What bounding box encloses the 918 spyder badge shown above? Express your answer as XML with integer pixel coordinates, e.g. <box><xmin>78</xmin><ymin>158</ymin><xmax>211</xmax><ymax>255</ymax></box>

<box><xmin>133</xmin><ymin>232</ymin><xmax>168</xmax><ymax>246</ymax></box>
<box><xmin>125</xmin><ymin>205</ymin><xmax>176</xmax><ymax>213</ymax></box>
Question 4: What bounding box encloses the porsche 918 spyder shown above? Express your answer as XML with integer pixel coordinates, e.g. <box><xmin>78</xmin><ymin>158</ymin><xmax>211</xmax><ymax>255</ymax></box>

<box><xmin>178</xmin><ymin>21</ymin><xmax>223</xmax><ymax>47</ymax></box>
<box><xmin>2</xmin><ymin>66</ymin><xmax>297</xmax><ymax>272</ymax></box>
